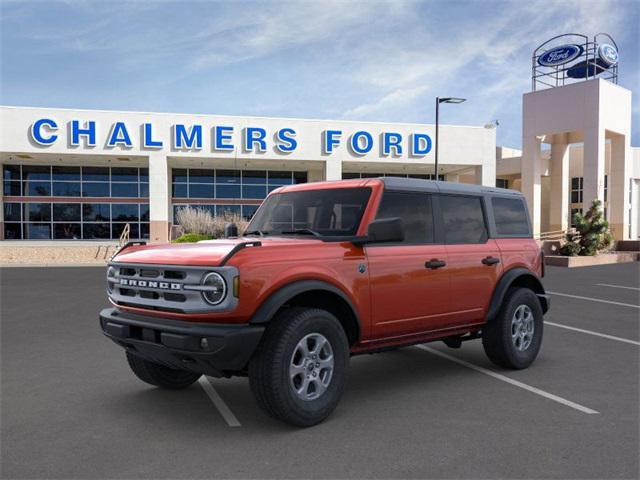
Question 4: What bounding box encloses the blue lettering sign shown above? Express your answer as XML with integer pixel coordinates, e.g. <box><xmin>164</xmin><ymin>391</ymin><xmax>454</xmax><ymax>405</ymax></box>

<box><xmin>107</xmin><ymin>122</ymin><xmax>132</xmax><ymax>148</ymax></box>
<box><xmin>598</xmin><ymin>44</ymin><xmax>618</xmax><ymax>66</ymax></box>
<box><xmin>214</xmin><ymin>126</ymin><xmax>234</xmax><ymax>151</ymax></box>
<box><xmin>382</xmin><ymin>132</ymin><xmax>403</xmax><ymax>156</ymax></box>
<box><xmin>350</xmin><ymin>131</ymin><xmax>373</xmax><ymax>155</ymax></box>
<box><xmin>71</xmin><ymin>120</ymin><xmax>96</xmax><ymax>147</ymax></box>
<box><xmin>244</xmin><ymin>127</ymin><xmax>267</xmax><ymax>152</ymax></box>
<box><xmin>30</xmin><ymin>118</ymin><xmax>58</xmax><ymax>145</ymax></box>
<box><xmin>173</xmin><ymin>124</ymin><xmax>202</xmax><ymax>149</ymax></box>
<box><xmin>143</xmin><ymin>123</ymin><xmax>163</xmax><ymax>148</ymax></box>
<box><xmin>275</xmin><ymin>128</ymin><xmax>297</xmax><ymax>153</ymax></box>
<box><xmin>323</xmin><ymin>130</ymin><xmax>342</xmax><ymax>154</ymax></box>
<box><xmin>411</xmin><ymin>133</ymin><xmax>432</xmax><ymax>156</ymax></box>
<box><xmin>537</xmin><ymin>44</ymin><xmax>583</xmax><ymax>67</ymax></box>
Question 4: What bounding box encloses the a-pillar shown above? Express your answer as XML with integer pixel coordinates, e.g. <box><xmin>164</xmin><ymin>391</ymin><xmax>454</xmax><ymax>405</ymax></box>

<box><xmin>609</xmin><ymin>133</ymin><xmax>631</xmax><ymax>240</ymax></box>
<box><xmin>582</xmin><ymin>126</ymin><xmax>606</xmax><ymax>212</ymax></box>
<box><xmin>324</xmin><ymin>159</ymin><xmax>342</xmax><ymax>181</ymax></box>
<box><xmin>522</xmin><ymin>135</ymin><xmax>543</xmax><ymax>236</ymax></box>
<box><xmin>548</xmin><ymin>134</ymin><xmax>570</xmax><ymax>232</ymax></box>
<box><xmin>148</xmin><ymin>153</ymin><xmax>171</xmax><ymax>243</ymax></box>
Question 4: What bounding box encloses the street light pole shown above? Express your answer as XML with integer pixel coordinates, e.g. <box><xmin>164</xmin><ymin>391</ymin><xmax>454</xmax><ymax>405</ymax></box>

<box><xmin>434</xmin><ymin>96</ymin><xmax>466</xmax><ymax>180</ymax></box>
<box><xmin>435</xmin><ymin>97</ymin><xmax>440</xmax><ymax>181</ymax></box>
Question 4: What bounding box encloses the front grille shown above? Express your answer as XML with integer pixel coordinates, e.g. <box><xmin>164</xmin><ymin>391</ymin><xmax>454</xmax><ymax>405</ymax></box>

<box><xmin>107</xmin><ymin>262</ymin><xmax>238</xmax><ymax>314</ymax></box>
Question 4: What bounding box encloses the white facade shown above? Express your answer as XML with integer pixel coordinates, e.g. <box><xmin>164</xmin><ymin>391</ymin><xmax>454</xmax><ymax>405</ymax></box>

<box><xmin>0</xmin><ymin>106</ymin><xmax>496</xmax><ymax>242</ymax></box>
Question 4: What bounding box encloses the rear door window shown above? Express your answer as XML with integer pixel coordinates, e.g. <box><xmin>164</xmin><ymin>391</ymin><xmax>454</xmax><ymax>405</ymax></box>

<box><xmin>492</xmin><ymin>197</ymin><xmax>530</xmax><ymax>236</ymax></box>
<box><xmin>440</xmin><ymin>195</ymin><xmax>487</xmax><ymax>244</ymax></box>
<box><xmin>375</xmin><ymin>191</ymin><xmax>434</xmax><ymax>243</ymax></box>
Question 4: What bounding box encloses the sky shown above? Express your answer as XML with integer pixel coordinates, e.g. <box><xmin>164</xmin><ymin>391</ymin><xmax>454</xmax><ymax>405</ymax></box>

<box><xmin>1</xmin><ymin>0</ymin><xmax>638</xmax><ymax>148</ymax></box>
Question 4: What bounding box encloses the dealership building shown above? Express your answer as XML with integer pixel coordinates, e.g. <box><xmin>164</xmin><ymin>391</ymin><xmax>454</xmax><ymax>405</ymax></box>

<box><xmin>0</xmin><ymin>107</ymin><xmax>496</xmax><ymax>243</ymax></box>
<box><xmin>0</xmin><ymin>34</ymin><xmax>638</xmax><ymax>244</ymax></box>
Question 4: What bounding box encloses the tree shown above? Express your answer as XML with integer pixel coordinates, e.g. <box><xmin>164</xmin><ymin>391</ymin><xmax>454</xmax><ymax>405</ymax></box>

<box><xmin>560</xmin><ymin>199</ymin><xmax>613</xmax><ymax>256</ymax></box>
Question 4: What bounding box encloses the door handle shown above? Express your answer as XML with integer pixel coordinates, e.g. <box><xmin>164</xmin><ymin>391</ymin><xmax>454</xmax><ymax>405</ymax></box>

<box><xmin>425</xmin><ymin>259</ymin><xmax>446</xmax><ymax>269</ymax></box>
<box><xmin>482</xmin><ymin>256</ymin><xmax>500</xmax><ymax>266</ymax></box>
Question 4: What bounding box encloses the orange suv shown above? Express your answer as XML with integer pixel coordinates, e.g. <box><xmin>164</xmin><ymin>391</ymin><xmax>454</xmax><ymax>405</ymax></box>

<box><xmin>100</xmin><ymin>178</ymin><xmax>549</xmax><ymax>426</ymax></box>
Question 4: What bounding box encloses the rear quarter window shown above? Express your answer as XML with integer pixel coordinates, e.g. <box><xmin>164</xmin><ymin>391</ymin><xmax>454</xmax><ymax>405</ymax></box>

<box><xmin>440</xmin><ymin>195</ymin><xmax>487</xmax><ymax>244</ymax></box>
<box><xmin>492</xmin><ymin>197</ymin><xmax>530</xmax><ymax>236</ymax></box>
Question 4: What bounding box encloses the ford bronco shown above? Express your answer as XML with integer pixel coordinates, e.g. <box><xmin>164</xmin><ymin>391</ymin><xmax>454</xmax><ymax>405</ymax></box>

<box><xmin>100</xmin><ymin>178</ymin><xmax>549</xmax><ymax>426</ymax></box>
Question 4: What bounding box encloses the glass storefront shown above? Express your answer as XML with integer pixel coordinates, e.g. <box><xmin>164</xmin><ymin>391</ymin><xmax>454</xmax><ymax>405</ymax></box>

<box><xmin>3</xmin><ymin>164</ymin><xmax>149</xmax><ymax>240</ymax></box>
<box><xmin>172</xmin><ymin>168</ymin><xmax>307</xmax><ymax>221</ymax></box>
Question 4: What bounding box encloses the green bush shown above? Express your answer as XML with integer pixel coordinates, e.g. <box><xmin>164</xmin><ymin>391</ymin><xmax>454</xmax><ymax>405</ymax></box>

<box><xmin>560</xmin><ymin>199</ymin><xmax>613</xmax><ymax>256</ymax></box>
<box><xmin>172</xmin><ymin>233</ymin><xmax>213</xmax><ymax>243</ymax></box>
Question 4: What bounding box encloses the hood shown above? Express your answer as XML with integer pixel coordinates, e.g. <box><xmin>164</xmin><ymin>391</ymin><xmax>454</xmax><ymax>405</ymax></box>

<box><xmin>111</xmin><ymin>236</ymin><xmax>322</xmax><ymax>266</ymax></box>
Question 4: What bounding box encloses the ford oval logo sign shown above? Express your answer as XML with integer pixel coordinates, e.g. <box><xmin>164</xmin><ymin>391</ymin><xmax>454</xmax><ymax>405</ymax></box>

<box><xmin>598</xmin><ymin>44</ymin><xmax>618</xmax><ymax>66</ymax></box>
<box><xmin>538</xmin><ymin>44</ymin><xmax>583</xmax><ymax>67</ymax></box>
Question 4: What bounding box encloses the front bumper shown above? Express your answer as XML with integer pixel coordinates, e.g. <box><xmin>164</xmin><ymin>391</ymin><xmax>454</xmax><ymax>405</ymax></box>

<box><xmin>99</xmin><ymin>307</ymin><xmax>264</xmax><ymax>377</ymax></box>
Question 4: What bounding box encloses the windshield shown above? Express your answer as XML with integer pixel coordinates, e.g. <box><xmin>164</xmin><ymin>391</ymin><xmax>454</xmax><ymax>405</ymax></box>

<box><xmin>245</xmin><ymin>187</ymin><xmax>372</xmax><ymax>237</ymax></box>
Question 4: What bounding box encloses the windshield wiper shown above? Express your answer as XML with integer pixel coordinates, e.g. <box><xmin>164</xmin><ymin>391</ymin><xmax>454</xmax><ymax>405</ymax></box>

<box><xmin>280</xmin><ymin>228</ymin><xmax>322</xmax><ymax>238</ymax></box>
<box><xmin>243</xmin><ymin>230</ymin><xmax>269</xmax><ymax>237</ymax></box>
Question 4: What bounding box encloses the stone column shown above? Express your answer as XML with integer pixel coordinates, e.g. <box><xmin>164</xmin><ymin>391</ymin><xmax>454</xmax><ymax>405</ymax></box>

<box><xmin>609</xmin><ymin>134</ymin><xmax>631</xmax><ymax>240</ymax></box>
<box><xmin>522</xmin><ymin>135</ymin><xmax>543</xmax><ymax>236</ymax></box>
<box><xmin>324</xmin><ymin>159</ymin><xmax>342</xmax><ymax>181</ymax></box>
<box><xmin>445</xmin><ymin>173</ymin><xmax>460</xmax><ymax>183</ymax></box>
<box><xmin>549</xmin><ymin>134</ymin><xmax>570</xmax><ymax>232</ymax></box>
<box><xmin>474</xmin><ymin>162</ymin><xmax>496</xmax><ymax>187</ymax></box>
<box><xmin>582</xmin><ymin>126</ymin><xmax>606</xmax><ymax>210</ymax></box>
<box><xmin>148</xmin><ymin>153</ymin><xmax>171</xmax><ymax>243</ymax></box>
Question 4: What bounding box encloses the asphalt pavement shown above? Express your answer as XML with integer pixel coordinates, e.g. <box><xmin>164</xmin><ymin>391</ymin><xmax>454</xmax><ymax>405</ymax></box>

<box><xmin>1</xmin><ymin>263</ymin><xmax>638</xmax><ymax>479</ymax></box>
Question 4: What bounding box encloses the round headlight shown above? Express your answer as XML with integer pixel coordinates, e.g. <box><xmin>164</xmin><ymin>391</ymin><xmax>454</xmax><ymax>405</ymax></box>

<box><xmin>107</xmin><ymin>266</ymin><xmax>116</xmax><ymax>293</ymax></box>
<box><xmin>201</xmin><ymin>272</ymin><xmax>227</xmax><ymax>305</ymax></box>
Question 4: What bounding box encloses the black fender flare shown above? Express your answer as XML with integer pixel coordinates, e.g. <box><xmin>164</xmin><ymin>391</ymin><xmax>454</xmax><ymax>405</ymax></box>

<box><xmin>485</xmin><ymin>268</ymin><xmax>549</xmax><ymax>323</ymax></box>
<box><xmin>249</xmin><ymin>280</ymin><xmax>361</xmax><ymax>337</ymax></box>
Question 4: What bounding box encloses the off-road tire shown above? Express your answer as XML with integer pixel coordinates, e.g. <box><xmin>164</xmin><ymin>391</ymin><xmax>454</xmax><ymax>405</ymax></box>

<box><xmin>249</xmin><ymin>307</ymin><xmax>350</xmax><ymax>427</ymax></box>
<box><xmin>126</xmin><ymin>351</ymin><xmax>201</xmax><ymax>389</ymax></box>
<box><xmin>482</xmin><ymin>287</ymin><xmax>543</xmax><ymax>369</ymax></box>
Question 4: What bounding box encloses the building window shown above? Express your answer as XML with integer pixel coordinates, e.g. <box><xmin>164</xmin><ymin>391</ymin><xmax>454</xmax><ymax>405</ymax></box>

<box><xmin>2</xmin><ymin>164</ymin><xmax>149</xmax><ymax>240</ymax></box>
<box><xmin>496</xmin><ymin>179</ymin><xmax>509</xmax><ymax>189</ymax></box>
<box><xmin>570</xmin><ymin>177</ymin><xmax>583</xmax><ymax>203</ymax></box>
<box><xmin>171</xmin><ymin>168</ymin><xmax>307</xmax><ymax>221</ymax></box>
<box><xmin>342</xmin><ymin>172</ymin><xmax>444</xmax><ymax>181</ymax></box>
<box><xmin>2</xmin><ymin>165</ymin><xmax>149</xmax><ymax>199</ymax></box>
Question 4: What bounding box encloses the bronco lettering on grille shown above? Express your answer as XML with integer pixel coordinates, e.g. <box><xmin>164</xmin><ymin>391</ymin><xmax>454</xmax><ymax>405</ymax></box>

<box><xmin>119</xmin><ymin>279</ymin><xmax>182</xmax><ymax>290</ymax></box>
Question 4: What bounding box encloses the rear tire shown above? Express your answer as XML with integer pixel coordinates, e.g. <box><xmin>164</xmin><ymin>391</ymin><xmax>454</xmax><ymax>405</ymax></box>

<box><xmin>126</xmin><ymin>351</ymin><xmax>201</xmax><ymax>389</ymax></box>
<box><xmin>249</xmin><ymin>307</ymin><xmax>349</xmax><ymax>427</ymax></box>
<box><xmin>482</xmin><ymin>288</ymin><xmax>543</xmax><ymax>369</ymax></box>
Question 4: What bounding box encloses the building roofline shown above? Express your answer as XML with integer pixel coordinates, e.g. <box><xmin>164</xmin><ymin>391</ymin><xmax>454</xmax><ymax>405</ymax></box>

<box><xmin>0</xmin><ymin>105</ymin><xmax>489</xmax><ymax>130</ymax></box>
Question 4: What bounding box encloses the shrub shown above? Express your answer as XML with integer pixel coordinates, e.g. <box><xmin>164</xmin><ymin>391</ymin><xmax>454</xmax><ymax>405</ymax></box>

<box><xmin>560</xmin><ymin>199</ymin><xmax>613</xmax><ymax>256</ymax></box>
<box><xmin>173</xmin><ymin>233</ymin><xmax>214</xmax><ymax>243</ymax></box>
<box><xmin>175</xmin><ymin>206</ymin><xmax>250</xmax><ymax>239</ymax></box>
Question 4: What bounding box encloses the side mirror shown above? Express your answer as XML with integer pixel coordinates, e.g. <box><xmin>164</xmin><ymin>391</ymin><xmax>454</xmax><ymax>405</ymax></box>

<box><xmin>224</xmin><ymin>222</ymin><xmax>238</xmax><ymax>238</ymax></box>
<box><xmin>365</xmin><ymin>217</ymin><xmax>404</xmax><ymax>244</ymax></box>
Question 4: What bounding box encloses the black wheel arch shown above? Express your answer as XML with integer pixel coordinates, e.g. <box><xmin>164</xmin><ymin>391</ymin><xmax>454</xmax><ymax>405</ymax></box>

<box><xmin>249</xmin><ymin>280</ymin><xmax>361</xmax><ymax>345</ymax></box>
<box><xmin>486</xmin><ymin>267</ymin><xmax>549</xmax><ymax>323</ymax></box>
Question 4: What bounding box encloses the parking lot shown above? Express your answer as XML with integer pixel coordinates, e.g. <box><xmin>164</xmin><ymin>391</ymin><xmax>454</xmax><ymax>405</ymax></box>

<box><xmin>1</xmin><ymin>263</ymin><xmax>638</xmax><ymax>479</ymax></box>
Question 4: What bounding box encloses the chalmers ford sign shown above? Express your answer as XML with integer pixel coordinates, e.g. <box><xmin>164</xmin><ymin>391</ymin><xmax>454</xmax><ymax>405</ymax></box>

<box><xmin>29</xmin><ymin>118</ymin><xmax>434</xmax><ymax>157</ymax></box>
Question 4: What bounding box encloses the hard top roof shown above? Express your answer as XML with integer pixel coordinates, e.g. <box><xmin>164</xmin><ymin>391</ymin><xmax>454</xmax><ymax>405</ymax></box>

<box><xmin>380</xmin><ymin>177</ymin><xmax>523</xmax><ymax>197</ymax></box>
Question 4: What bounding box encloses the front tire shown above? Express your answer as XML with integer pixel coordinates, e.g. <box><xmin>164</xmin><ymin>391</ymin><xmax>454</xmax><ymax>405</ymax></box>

<box><xmin>482</xmin><ymin>288</ymin><xmax>543</xmax><ymax>369</ymax></box>
<box><xmin>249</xmin><ymin>307</ymin><xmax>349</xmax><ymax>427</ymax></box>
<box><xmin>126</xmin><ymin>351</ymin><xmax>201</xmax><ymax>389</ymax></box>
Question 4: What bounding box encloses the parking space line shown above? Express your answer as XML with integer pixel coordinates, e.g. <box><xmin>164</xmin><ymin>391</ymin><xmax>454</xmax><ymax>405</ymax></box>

<box><xmin>545</xmin><ymin>321</ymin><xmax>640</xmax><ymax>346</ymax></box>
<box><xmin>198</xmin><ymin>376</ymin><xmax>241</xmax><ymax>427</ymax></box>
<box><xmin>416</xmin><ymin>345</ymin><xmax>600</xmax><ymax>415</ymax></box>
<box><xmin>547</xmin><ymin>291</ymin><xmax>640</xmax><ymax>309</ymax></box>
<box><xmin>596</xmin><ymin>283</ymin><xmax>640</xmax><ymax>291</ymax></box>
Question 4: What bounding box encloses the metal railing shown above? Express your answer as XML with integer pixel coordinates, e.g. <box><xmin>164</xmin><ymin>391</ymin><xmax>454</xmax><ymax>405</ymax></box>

<box><xmin>535</xmin><ymin>228</ymin><xmax>575</xmax><ymax>241</ymax></box>
<box><xmin>118</xmin><ymin>223</ymin><xmax>131</xmax><ymax>248</ymax></box>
